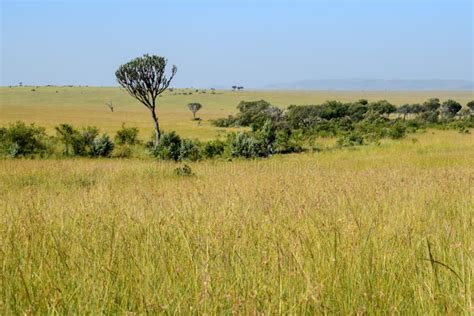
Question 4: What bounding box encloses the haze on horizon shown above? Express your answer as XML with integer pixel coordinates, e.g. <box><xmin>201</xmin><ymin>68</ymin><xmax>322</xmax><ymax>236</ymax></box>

<box><xmin>1</xmin><ymin>0</ymin><xmax>473</xmax><ymax>88</ymax></box>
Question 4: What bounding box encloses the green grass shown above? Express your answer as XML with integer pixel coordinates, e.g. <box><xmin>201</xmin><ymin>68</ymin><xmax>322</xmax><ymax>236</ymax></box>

<box><xmin>1</xmin><ymin>130</ymin><xmax>473</xmax><ymax>314</ymax></box>
<box><xmin>1</xmin><ymin>86</ymin><xmax>472</xmax><ymax>140</ymax></box>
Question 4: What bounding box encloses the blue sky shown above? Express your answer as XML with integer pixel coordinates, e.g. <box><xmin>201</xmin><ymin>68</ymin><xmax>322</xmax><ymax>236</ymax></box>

<box><xmin>1</xmin><ymin>0</ymin><xmax>473</xmax><ymax>87</ymax></box>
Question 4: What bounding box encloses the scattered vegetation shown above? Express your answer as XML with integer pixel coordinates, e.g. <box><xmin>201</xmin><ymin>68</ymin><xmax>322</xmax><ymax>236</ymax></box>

<box><xmin>1</xmin><ymin>98</ymin><xmax>472</xmax><ymax>160</ymax></box>
<box><xmin>212</xmin><ymin>98</ymin><xmax>473</xmax><ymax>148</ymax></box>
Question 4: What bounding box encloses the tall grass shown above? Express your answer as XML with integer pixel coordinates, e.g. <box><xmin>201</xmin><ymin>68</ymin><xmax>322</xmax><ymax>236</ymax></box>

<box><xmin>1</xmin><ymin>131</ymin><xmax>473</xmax><ymax>313</ymax></box>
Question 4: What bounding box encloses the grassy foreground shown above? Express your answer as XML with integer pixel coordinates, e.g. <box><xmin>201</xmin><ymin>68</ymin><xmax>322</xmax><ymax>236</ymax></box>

<box><xmin>1</xmin><ymin>130</ymin><xmax>473</xmax><ymax>314</ymax></box>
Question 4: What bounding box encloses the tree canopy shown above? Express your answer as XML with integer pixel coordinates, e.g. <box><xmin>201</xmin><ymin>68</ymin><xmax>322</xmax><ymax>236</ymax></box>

<box><xmin>115</xmin><ymin>54</ymin><xmax>177</xmax><ymax>143</ymax></box>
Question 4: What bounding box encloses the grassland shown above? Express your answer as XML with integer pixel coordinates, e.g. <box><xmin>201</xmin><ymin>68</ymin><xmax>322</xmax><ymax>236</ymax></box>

<box><xmin>1</xmin><ymin>86</ymin><xmax>472</xmax><ymax>140</ymax></box>
<box><xmin>1</xmin><ymin>87</ymin><xmax>473</xmax><ymax>313</ymax></box>
<box><xmin>1</xmin><ymin>130</ymin><xmax>473</xmax><ymax>314</ymax></box>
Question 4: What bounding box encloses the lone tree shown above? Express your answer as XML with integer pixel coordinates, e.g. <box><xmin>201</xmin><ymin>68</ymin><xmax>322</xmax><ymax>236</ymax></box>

<box><xmin>115</xmin><ymin>54</ymin><xmax>177</xmax><ymax>144</ymax></box>
<box><xmin>187</xmin><ymin>102</ymin><xmax>202</xmax><ymax>120</ymax></box>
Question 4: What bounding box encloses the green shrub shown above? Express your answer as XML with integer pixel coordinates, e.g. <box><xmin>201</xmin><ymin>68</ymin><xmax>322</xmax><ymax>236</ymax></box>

<box><xmin>440</xmin><ymin>99</ymin><xmax>462</xmax><ymax>118</ymax></box>
<box><xmin>419</xmin><ymin>111</ymin><xmax>439</xmax><ymax>124</ymax></box>
<box><xmin>229</xmin><ymin>132</ymin><xmax>263</xmax><ymax>158</ymax></box>
<box><xmin>149</xmin><ymin>131</ymin><xmax>182</xmax><ymax>161</ymax></box>
<box><xmin>203</xmin><ymin>140</ymin><xmax>226</xmax><ymax>159</ymax></box>
<box><xmin>387</xmin><ymin>122</ymin><xmax>407</xmax><ymax>139</ymax></box>
<box><xmin>55</xmin><ymin>124</ymin><xmax>99</xmax><ymax>156</ymax></box>
<box><xmin>337</xmin><ymin>132</ymin><xmax>365</xmax><ymax>147</ymax></box>
<box><xmin>211</xmin><ymin>100</ymin><xmax>282</xmax><ymax>130</ymax></box>
<box><xmin>0</xmin><ymin>121</ymin><xmax>47</xmax><ymax>157</ymax></box>
<box><xmin>174</xmin><ymin>164</ymin><xmax>194</xmax><ymax>176</ymax></box>
<box><xmin>115</xmin><ymin>123</ymin><xmax>139</xmax><ymax>145</ymax></box>
<box><xmin>274</xmin><ymin>128</ymin><xmax>303</xmax><ymax>153</ymax></box>
<box><xmin>179</xmin><ymin>139</ymin><xmax>202</xmax><ymax>161</ymax></box>
<box><xmin>90</xmin><ymin>134</ymin><xmax>114</xmax><ymax>157</ymax></box>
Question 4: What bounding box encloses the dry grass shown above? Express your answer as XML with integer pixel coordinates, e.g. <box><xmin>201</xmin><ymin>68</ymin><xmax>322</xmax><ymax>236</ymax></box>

<box><xmin>1</xmin><ymin>130</ymin><xmax>473</xmax><ymax>314</ymax></box>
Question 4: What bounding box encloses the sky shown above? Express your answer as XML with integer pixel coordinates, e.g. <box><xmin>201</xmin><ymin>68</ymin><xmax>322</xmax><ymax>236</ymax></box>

<box><xmin>1</xmin><ymin>0</ymin><xmax>473</xmax><ymax>88</ymax></box>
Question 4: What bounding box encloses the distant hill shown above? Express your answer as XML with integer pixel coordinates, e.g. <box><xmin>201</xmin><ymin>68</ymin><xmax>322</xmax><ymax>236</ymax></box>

<box><xmin>264</xmin><ymin>79</ymin><xmax>474</xmax><ymax>91</ymax></box>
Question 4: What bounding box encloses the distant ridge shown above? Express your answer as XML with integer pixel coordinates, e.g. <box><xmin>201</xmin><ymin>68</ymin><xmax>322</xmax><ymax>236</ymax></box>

<box><xmin>264</xmin><ymin>79</ymin><xmax>474</xmax><ymax>91</ymax></box>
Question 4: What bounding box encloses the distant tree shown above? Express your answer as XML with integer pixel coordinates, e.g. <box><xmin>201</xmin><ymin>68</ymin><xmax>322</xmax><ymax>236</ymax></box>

<box><xmin>422</xmin><ymin>98</ymin><xmax>441</xmax><ymax>112</ymax></box>
<box><xmin>237</xmin><ymin>86</ymin><xmax>244</xmax><ymax>91</ymax></box>
<box><xmin>397</xmin><ymin>104</ymin><xmax>411</xmax><ymax>120</ymax></box>
<box><xmin>231</xmin><ymin>85</ymin><xmax>237</xmax><ymax>91</ymax></box>
<box><xmin>440</xmin><ymin>99</ymin><xmax>462</xmax><ymax>118</ymax></box>
<box><xmin>187</xmin><ymin>102</ymin><xmax>202</xmax><ymax>120</ymax></box>
<box><xmin>467</xmin><ymin>100</ymin><xmax>474</xmax><ymax>113</ymax></box>
<box><xmin>115</xmin><ymin>54</ymin><xmax>177</xmax><ymax>144</ymax></box>
<box><xmin>357</xmin><ymin>99</ymin><xmax>369</xmax><ymax>105</ymax></box>
<box><xmin>410</xmin><ymin>104</ymin><xmax>423</xmax><ymax>115</ymax></box>
<box><xmin>369</xmin><ymin>100</ymin><xmax>396</xmax><ymax>116</ymax></box>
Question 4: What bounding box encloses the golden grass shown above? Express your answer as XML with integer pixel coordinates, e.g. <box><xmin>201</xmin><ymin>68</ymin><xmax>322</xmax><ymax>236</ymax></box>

<box><xmin>1</xmin><ymin>130</ymin><xmax>473</xmax><ymax>314</ymax></box>
<box><xmin>1</xmin><ymin>87</ymin><xmax>472</xmax><ymax>140</ymax></box>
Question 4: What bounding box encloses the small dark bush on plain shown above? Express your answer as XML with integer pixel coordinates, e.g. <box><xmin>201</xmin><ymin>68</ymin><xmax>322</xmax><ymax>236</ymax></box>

<box><xmin>203</xmin><ymin>139</ymin><xmax>226</xmax><ymax>158</ymax></box>
<box><xmin>174</xmin><ymin>164</ymin><xmax>194</xmax><ymax>176</ymax></box>
<box><xmin>149</xmin><ymin>131</ymin><xmax>182</xmax><ymax>161</ymax></box>
<box><xmin>90</xmin><ymin>134</ymin><xmax>114</xmax><ymax>157</ymax></box>
<box><xmin>179</xmin><ymin>139</ymin><xmax>202</xmax><ymax>161</ymax></box>
<box><xmin>115</xmin><ymin>123</ymin><xmax>139</xmax><ymax>145</ymax></box>
<box><xmin>55</xmin><ymin>124</ymin><xmax>99</xmax><ymax>156</ymax></box>
<box><xmin>229</xmin><ymin>132</ymin><xmax>263</xmax><ymax>158</ymax></box>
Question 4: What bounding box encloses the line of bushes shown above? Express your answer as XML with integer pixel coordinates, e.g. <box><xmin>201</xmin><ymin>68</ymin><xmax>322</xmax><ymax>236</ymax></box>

<box><xmin>211</xmin><ymin>98</ymin><xmax>474</xmax><ymax>146</ymax></box>
<box><xmin>0</xmin><ymin>120</ymin><xmax>301</xmax><ymax>160</ymax></box>
<box><xmin>1</xmin><ymin>98</ymin><xmax>472</xmax><ymax>160</ymax></box>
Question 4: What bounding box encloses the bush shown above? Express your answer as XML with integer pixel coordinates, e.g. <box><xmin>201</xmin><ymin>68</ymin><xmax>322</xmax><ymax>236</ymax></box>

<box><xmin>440</xmin><ymin>99</ymin><xmax>462</xmax><ymax>118</ymax></box>
<box><xmin>149</xmin><ymin>131</ymin><xmax>182</xmax><ymax>161</ymax></box>
<box><xmin>229</xmin><ymin>132</ymin><xmax>263</xmax><ymax>158</ymax></box>
<box><xmin>115</xmin><ymin>123</ymin><xmax>139</xmax><ymax>145</ymax></box>
<box><xmin>179</xmin><ymin>139</ymin><xmax>202</xmax><ymax>161</ymax></box>
<box><xmin>202</xmin><ymin>140</ymin><xmax>226</xmax><ymax>159</ymax></box>
<box><xmin>387</xmin><ymin>121</ymin><xmax>407</xmax><ymax>139</ymax></box>
<box><xmin>337</xmin><ymin>132</ymin><xmax>365</xmax><ymax>147</ymax></box>
<box><xmin>174</xmin><ymin>164</ymin><xmax>194</xmax><ymax>176</ymax></box>
<box><xmin>211</xmin><ymin>100</ymin><xmax>283</xmax><ymax>130</ymax></box>
<box><xmin>274</xmin><ymin>128</ymin><xmax>303</xmax><ymax>153</ymax></box>
<box><xmin>55</xmin><ymin>124</ymin><xmax>99</xmax><ymax>156</ymax></box>
<box><xmin>90</xmin><ymin>134</ymin><xmax>114</xmax><ymax>157</ymax></box>
<box><xmin>0</xmin><ymin>121</ymin><xmax>47</xmax><ymax>157</ymax></box>
<box><xmin>419</xmin><ymin>111</ymin><xmax>439</xmax><ymax>124</ymax></box>
<box><xmin>211</xmin><ymin>116</ymin><xmax>239</xmax><ymax>127</ymax></box>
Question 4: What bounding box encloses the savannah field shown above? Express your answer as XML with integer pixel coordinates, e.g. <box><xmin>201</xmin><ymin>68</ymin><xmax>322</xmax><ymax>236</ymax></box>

<box><xmin>1</xmin><ymin>87</ymin><xmax>473</xmax><ymax>313</ymax></box>
<box><xmin>1</xmin><ymin>86</ymin><xmax>473</xmax><ymax>140</ymax></box>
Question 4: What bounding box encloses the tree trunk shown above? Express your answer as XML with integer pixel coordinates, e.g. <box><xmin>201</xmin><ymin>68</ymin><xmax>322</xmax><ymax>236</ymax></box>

<box><xmin>150</xmin><ymin>107</ymin><xmax>161</xmax><ymax>144</ymax></box>
<box><xmin>192</xmin><ymin>111</ymin><xmax>196</xmax><ymax>120</ymax></box>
